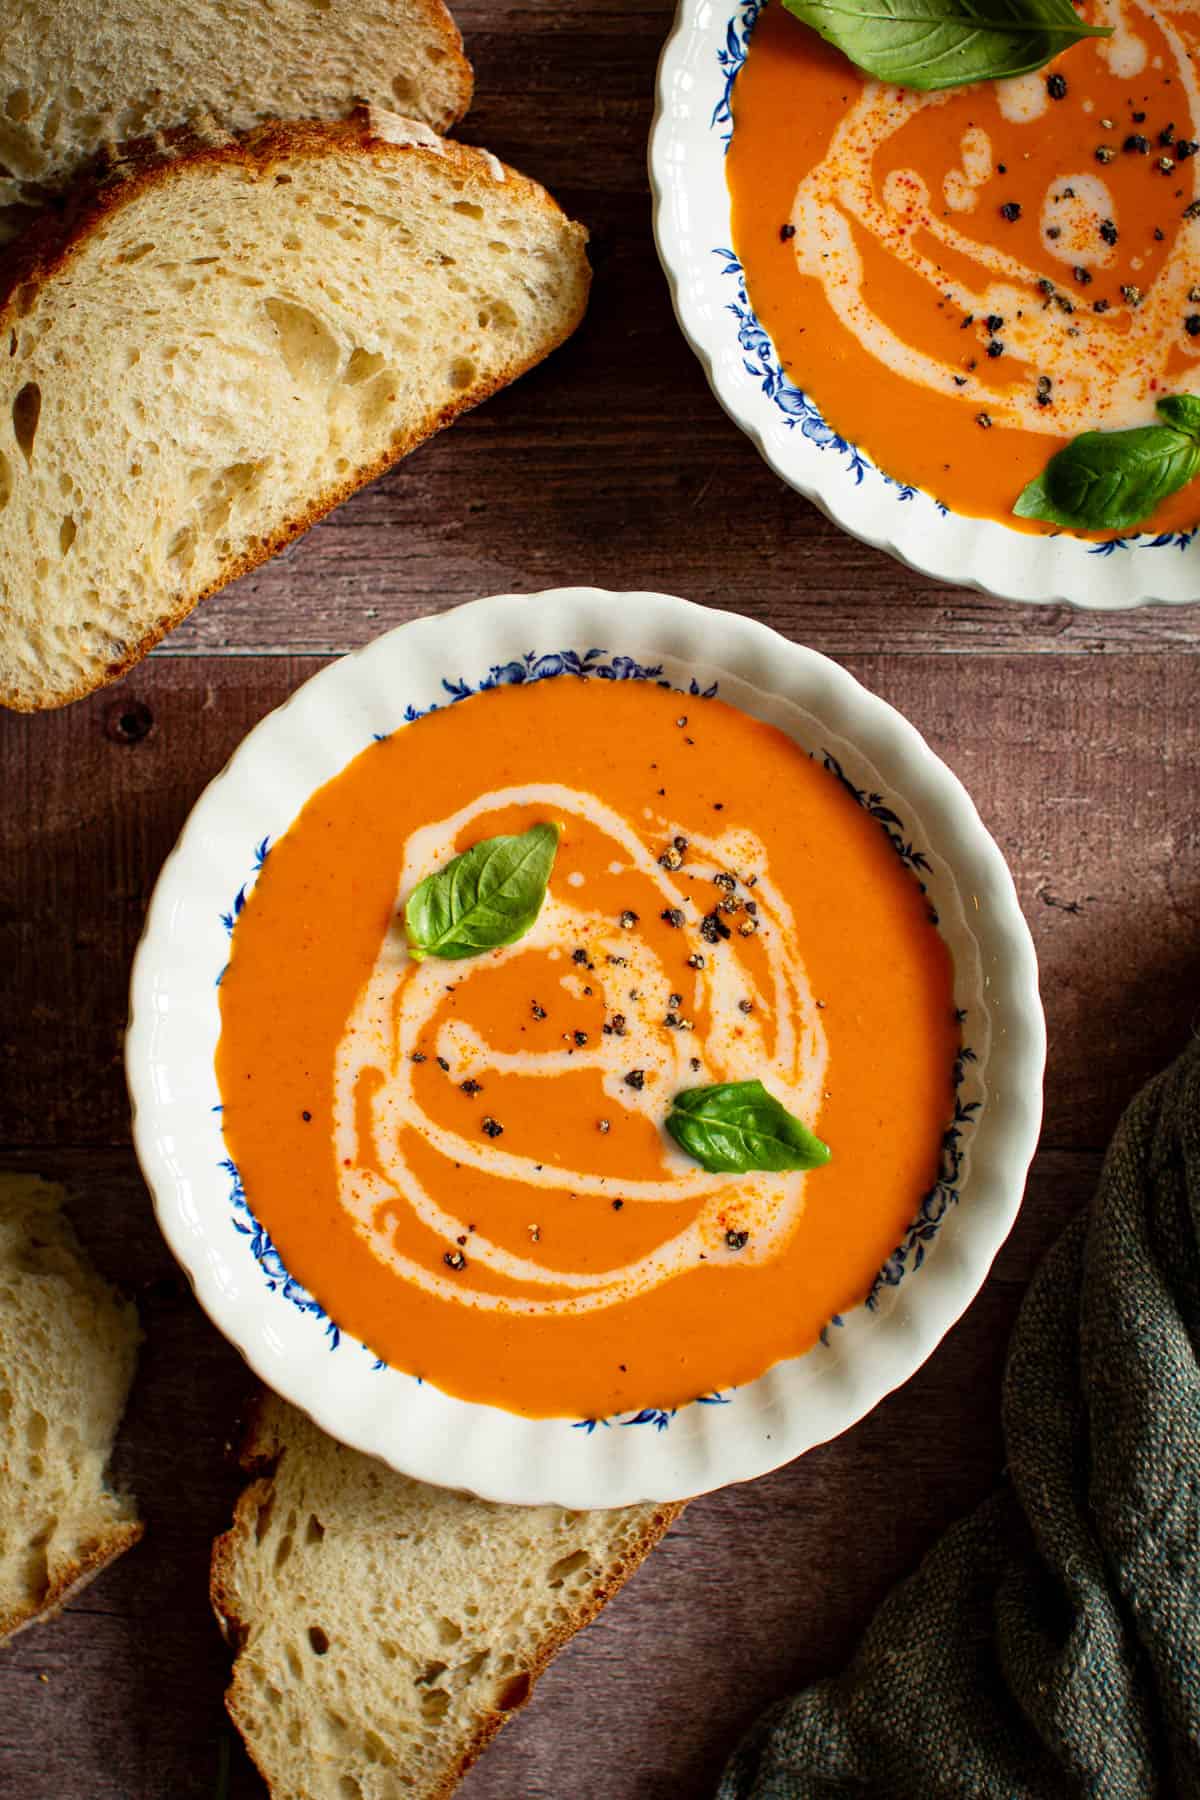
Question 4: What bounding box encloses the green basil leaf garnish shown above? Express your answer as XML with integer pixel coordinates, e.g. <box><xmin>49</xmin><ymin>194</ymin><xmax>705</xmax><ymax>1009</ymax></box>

<box><xmin>1014</xmin><ymin>395</ymin><xmax>1200</xmax><ymax>532</ymax></box>
<box><xmin>1154</xmin><ymin>393</ymin><xmax>1200</xmax><ymax>436</ymax></box>
<box><xmin>404</xmin><ymin>821</ymin><xmax>560</xmax><ymax>961</ymax></box>
<box><xmin>781</xmin><ymin>0</ymin><xmax>1109</xmax><ymax>91</ymax></box>
<box><xmin>666</xmin><ymin>1080</ymin><xmax>831</xmax><ymax>1174</ymax></box>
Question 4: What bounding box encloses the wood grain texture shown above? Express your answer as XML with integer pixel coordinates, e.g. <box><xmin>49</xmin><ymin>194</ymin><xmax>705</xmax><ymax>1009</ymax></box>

<box><xmin>2</xmin><ymin>1</ymin><xmax>1200</xmax><ymax>1793</ymax></box>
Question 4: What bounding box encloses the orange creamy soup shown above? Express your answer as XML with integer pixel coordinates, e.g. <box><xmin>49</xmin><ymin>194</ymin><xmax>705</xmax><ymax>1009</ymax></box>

<box><xmin>728</xmin><ymin>0</ymin><xmax>1200</xmax><ymax>533</ymax></box>
<box><xmin>217</xmin><ymin>678</ymin><xmax>959</xmax><ymax>1419</ymax></box>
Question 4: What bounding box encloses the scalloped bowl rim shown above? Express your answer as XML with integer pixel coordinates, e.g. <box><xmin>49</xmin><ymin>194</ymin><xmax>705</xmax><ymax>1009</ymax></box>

<box><xmin>127</xmin><ymin>587</ymin><xmax>1045</xmax><ymax>1507</ymax></box>
<box><xmin>649</xmin><ymin>0</ymin><xmax>1200</xmax><ymax>612</ymax></box>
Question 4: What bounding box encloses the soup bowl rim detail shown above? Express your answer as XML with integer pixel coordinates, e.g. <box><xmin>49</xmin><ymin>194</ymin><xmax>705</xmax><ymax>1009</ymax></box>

<box><xmin>127</xmin><ymin>586</ymin><xmax>1045</xmax><ymax>1506</ymax></box>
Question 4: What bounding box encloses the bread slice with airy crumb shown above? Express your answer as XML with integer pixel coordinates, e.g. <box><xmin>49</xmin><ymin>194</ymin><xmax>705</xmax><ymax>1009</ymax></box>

<box><xmin>211</xmin><ymin>1395</ymin><xmax>682</xmax><ymax>1799</ymax></box>
<box><xmin>0</xmin><ymin>0</ymin><xmax>472</xmax><ymax>243</ymax></box>
<box><xmin>0</xmin><ymin>112</ymin><xmax>590</xmax><ymax>711</ymax></box>
<box><xmin>0</xmin><ymin>1174</ymin><xmax>142</xmax><ymax>1645</ymax></box>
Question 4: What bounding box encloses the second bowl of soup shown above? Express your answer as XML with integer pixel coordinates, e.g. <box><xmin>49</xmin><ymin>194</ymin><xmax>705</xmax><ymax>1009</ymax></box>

<box><xmin>652</xmin><ymin>0</ymin><xmax>1200</xmax><ymax>608</ymax></box>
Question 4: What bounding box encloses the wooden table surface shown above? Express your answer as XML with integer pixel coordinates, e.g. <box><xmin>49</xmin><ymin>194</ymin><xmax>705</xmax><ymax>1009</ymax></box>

<box><xmin>3</xmin><ymin>5</ymin><xmax>1199</xmax><ymax>1796</ymax></box>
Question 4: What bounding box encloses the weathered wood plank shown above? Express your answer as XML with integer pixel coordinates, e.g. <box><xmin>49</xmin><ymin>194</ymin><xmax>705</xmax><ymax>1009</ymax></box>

<box><xmin>0</xmin><ymin>1145</ymin><xmax>1097</xmax><ymax>1800</ymax></box>
<box><xmin>2</xmin><ymin>653</ymin><xmax>1195</xmax><ymax>1149</ymax></box>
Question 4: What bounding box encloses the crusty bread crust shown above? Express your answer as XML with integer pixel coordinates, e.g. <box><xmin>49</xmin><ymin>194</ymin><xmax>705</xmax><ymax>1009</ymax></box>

<box><xmin>210</xmin><ymin>1395</ymin><xmax>683</xmax><ymax>1800</ymax></box>
<box><xmin>0</xmin><ymin>114</ymin><xmax>589</xmax><ymax>712</ymax></box>
<box><xmin>0</xmin><ymin>0</ymin><xmax>473</xmax><ymax>239</ymax></box>
<box><xmin>373</xmin><ymin>0</ymin><xmax>474</xmax><ymax>130</ymax></box>
<box><xmin>419</xmin><ymin>0</ymin><xmax>474</xmax><ymax>124</ymax></box>
<box><xmin>0</xmin><ymin>1172</ymin><xmax>144</xmax><ymax>1645</ymax></box>
<box><xmin>0</xmin><ymin>1519</ymin><xmax>145</xmax><ymax>1646</ymax></box>
<box><xmin>410</xmin><ymin>0</ymin><xmax>474</xmax><ymax>126</ymax></box>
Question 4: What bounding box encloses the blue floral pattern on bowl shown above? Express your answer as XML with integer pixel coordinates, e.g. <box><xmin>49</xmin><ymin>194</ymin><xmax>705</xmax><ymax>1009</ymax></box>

<box><xmin>710</xmin><ymin>0</ymin><xmax>1197</xmax><ymax>555</ymax></box>
<box><xmin>216</xmin><ymin>653</ymin><xmax>978</xmax><ymax>1430</ymax></box>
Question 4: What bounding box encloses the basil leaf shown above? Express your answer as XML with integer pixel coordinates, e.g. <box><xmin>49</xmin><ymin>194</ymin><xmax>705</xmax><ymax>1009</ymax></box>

<box><xmin>404</xmin><ymin>822</ymin><xmax>560</xmax><ymax>961</ymax></box>
<box><xmin>1155</xmin><ymin>393</ymin><xmax>1200</xmax><ymax>436</ymax></box>
<box><xmin>1015</xmin><ymin>407</ymin><xmax>1200</xmax><ymax>532</ymax></box>
<box><xmin>781</xmin><ymin>0</ymin><xmax>1109</xmax><ymax>90</ymax></box>
<box><xmin>666</xmin><ymin>1080</ymin><xmax>831</xmax><ymax>1174</ymax></box>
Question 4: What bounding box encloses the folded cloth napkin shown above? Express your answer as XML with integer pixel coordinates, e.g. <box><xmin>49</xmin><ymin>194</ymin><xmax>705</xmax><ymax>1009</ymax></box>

<box><xmin>718</xmin><ymin>1040</ymin><xmax>1200</xmax><ymax>1800</ymax></box>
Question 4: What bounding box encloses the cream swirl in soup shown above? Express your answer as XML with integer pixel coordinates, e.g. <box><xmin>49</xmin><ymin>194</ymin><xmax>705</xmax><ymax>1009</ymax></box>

<box><xmin>217</xmin><ymin>679</ymin><xmax>959</xmax><ymax>1419</ymax></box>
<box><xmin>334</xmin><ymin>783</ymin><xmax>829</xmax><ymax>1316</ymax></box>
<box><xmin>728</xmin><ymin>0</ymin><xmax>1200</xmax><ymax>532</ymax></box>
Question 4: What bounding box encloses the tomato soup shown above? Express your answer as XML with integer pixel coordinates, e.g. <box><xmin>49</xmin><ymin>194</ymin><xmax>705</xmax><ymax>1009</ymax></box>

<box><xmin>217</xmin><ymin>678</ymin><xmax>959</xmax><ymax>1419</ymax></box>
<box><xmin>728</xmin><ymin>0</ymin><xmax>1200</xmax><ymax>534</ymax></box>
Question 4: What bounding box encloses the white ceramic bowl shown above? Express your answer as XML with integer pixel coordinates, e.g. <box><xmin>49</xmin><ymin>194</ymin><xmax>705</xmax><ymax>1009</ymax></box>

<box><xmin>127</xmin><ymin>587</ymin><xmax>1044</xmax><ymax>1506</ymax></box>
<box><xmin>650</xmin><ymin>0</ymin><xmax>1200</xmax><ymax>610</ymax></box>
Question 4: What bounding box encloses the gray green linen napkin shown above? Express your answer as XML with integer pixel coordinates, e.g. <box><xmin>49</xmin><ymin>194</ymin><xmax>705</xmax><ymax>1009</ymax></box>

<box><xmin>718</xmin><ymin>1039</ymin><xmax>1200</xmax><ymax>1800</ymax></box>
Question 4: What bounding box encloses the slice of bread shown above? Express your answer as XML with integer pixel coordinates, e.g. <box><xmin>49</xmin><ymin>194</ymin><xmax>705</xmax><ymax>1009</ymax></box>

<box><xmin>0</xmin><ymin>113</ymin><xmax>590</xmax><ymax>711</ymax></box>
<box><xmin>0</xmin><ymin>0</ymin><xmax>473</xmax><ymax>243</ymax></box>
<box><xmin>0</xmin><ymin>1173</ymin><xmax>142</xmax><ymax>1645</ymax></box>
<box><xmin>212</xmin><ymin>1395</ymin><xmax>683</xmax><ymax>1799</ymax></box>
